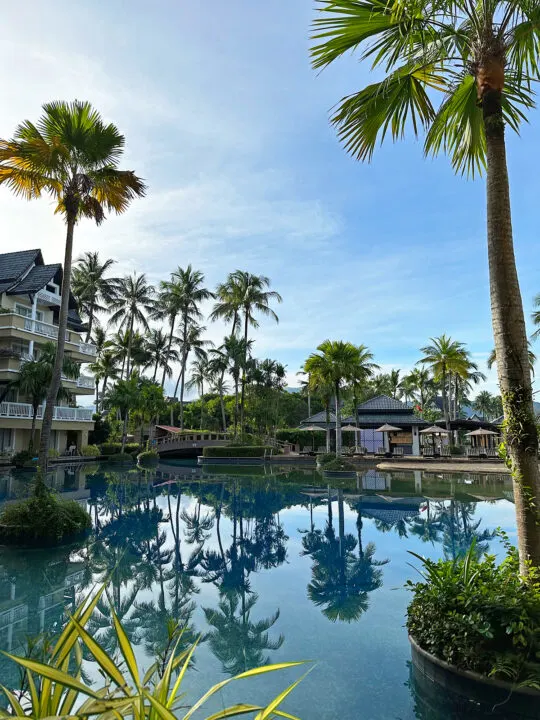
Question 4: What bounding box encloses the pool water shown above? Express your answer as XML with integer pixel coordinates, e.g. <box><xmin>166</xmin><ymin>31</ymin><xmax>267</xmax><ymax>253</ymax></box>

<box><xmin>0</xmin><ymin>462</ymin><xmax>524</xmax><ymax>718</ymax></box>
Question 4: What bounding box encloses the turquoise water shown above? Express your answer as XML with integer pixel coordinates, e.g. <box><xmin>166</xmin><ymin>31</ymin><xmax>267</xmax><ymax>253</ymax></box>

<box><xmin>0</xmin><ymin>462</ymin><xmax>524</xmax><ymax>718</ymax></box>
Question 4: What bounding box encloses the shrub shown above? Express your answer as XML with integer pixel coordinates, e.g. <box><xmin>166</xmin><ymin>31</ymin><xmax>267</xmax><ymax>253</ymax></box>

<box><xmin>107</xmin><ymin>452</ymin><xmax>135</xmax><ymax>464</ymax></box>
<box><xmin>137</xmin><ymin>449</ymin><xmax>159</xmax><ymax>465</ymax></box>
<box><xmin>0</xmin><ymin>479</ymin><xmax>91</xmax><ymax>545</ymax></box>
<box><xmin>322</xmin><ymin>457</ymin><xmax>357</xmax><ymax>472</ymax></box>
<box><xmin>12</xmin><ymin>450</ymin><xmax>34</xmax><ymax>468</ymax></box>
<box><xmin>202</xmin><ymin>445</ymin><xmax>273</xmax><ymax>458</ymax></box>
<box><xmin>48</xmin><ymin>448</ymin><xmax>60</xmax><ymax>458</ymax></box>
<box><xmin>125</xmin><ymin>442</ymin><xmax>142</xmax><ymax>455</ymax></box>
<box><xmin>100</xmin><ymin>442</ymin><xmax>122</xmax><ymax>455</ymax></box>
<box><xmin>449</xmin><ymin>444</ymin><xmax>464</xmax><ymax>455</ymax></box>
<box><xmin>406</xmin><ymin>540</ymin><xmax>540</xmax><ymax>683</ymax></box>
<box><xmin>317</xmin><ymin>453</ymin><xmax>335</xmax><ymax>466</ymax></box>
<box><xmin>81</xmin><ymin>444</ymin><xmax>100</xmax><ymax>457</ymax></box>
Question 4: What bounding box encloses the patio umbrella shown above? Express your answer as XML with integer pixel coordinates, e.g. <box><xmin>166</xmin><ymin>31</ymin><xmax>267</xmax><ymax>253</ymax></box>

<box><xmin>420</xmin><ymin>425</ymin><xmax>450</xmax><ymax>453</ymax></box>
<box><xmin>374</xmin><ymin>423</ymin><xmax>401</xmax><ymax>453</ymax></box>
<box><xmin>299</xmin><ymin>424</ymin><xmax>323</xmax><ymax>451</ymax></box>
<box><xmin>465</xmin><ymin>427</ymin><xmax>498</xmax><ymax>448</ymax></box>
<box><xmin>341</xmin><ymin>423</ymin><xmax>361</xmax><ymax>450</ymax></box>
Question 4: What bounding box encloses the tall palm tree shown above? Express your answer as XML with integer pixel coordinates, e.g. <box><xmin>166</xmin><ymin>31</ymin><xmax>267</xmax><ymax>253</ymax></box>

<box><xmin>488</xmin><ymin>343</ymin><xmax>536</xmax><ymax>377</ymax></box>
<box><xmin>71</xmin><ymin>252</ymin><xmax>118</xmax><ymax>341</ymax></box>
<box><xmin>404</xmin><ymin>368</ymin><xmax>434</xmax><ymax>415</ymax></box>
<box><xmin>419</xmin><ymin>336</ymin><xmax>468</xmax><ymax>430</ymax></box>
<box><xmin>89</xmin><ymin>350</ymin><xmax>119</xmax><ymax>412</ymax></box>
<box><xmin>349</xmin><ymin>345</ymin><xmax>378</xmax><ymax>448</ymax></box>
<box><xmin>473</xmin><ymin>390</ymin><xmax>497</xmax><ymax>421</ymax></box>
<box><xmin>164</xmin><ymin>267</ymin><xmax>214</xmax><ymax>429</ymax></box>
<box><xmin>109</xmin><ymin>273</ymin><xmax>155</xmax><ymax>379</ymax></box>
<box><xmin>210</xmin><ymin>274</ymin><xmax>244</xmax><ymax>337</ymax></box>
<box><xmin>208</xmin><ymin>345</ymin><xmax>231</xmax><ymax>432</ymax></box>
<box><xmin>223</xmin><ymin>335</ymin><xmax>252</xmax><ymax>436</ymax></box>
<box><xmin>107</xmin><ymin>376</ymin><xmax>140</xmax><ymax>452</ymax></box>
<box><xmin>187</xmin><ymin>357</ymin><xmax>212</xmax><ymax>429</ymax></box>
<box><xmin>232</xmin><ymin>272</ymin><xmax>282</xmax><ymax>433</ymax></box>
<box><xmin>311</xmin><ymin>0</ymin><xmax>540</xmax><ymax>571</ymax></box>
<box><xmin>0</xmin><ymin>100</ymin><xmax>146</xmax><ymax>471</ymax></box>
<box><xmin>304</xmin><ymin>340</ymin><xmax>360</xmax><ymax>454</ymax></box>
<box><xmin>145</xmin><ymin>328</ymin><xmax>179</xmax><ymax>383</ymax></box>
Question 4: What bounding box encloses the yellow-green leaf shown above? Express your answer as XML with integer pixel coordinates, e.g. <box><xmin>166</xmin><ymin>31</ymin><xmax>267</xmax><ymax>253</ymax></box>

<box><xmin>111</xmin><ymin>607</ymin><xmax>140</xmax><ymax>689</ymax></box>
<box><xmin>0</xmin><ymin>653</ymin><xmax>101</xmax><ymax>699</ymax></box>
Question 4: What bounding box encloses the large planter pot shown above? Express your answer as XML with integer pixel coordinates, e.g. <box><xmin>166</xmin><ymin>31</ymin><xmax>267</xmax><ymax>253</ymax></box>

<box><xmin>322</xmin><ymin>470</ymin><xmax>357</xmax><ymax>480</ymax></box>
<box><xmin>410</xmin><ymin>634</ymin><xmax>540</xmax><ymax>718</ymax></box>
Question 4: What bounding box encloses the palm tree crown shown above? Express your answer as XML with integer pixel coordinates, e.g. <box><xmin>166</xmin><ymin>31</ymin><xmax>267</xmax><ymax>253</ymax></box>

<box><xmin>71</xmin><ymin>251</ymin><xmax>118</xmax><ymax>341</ymax></box>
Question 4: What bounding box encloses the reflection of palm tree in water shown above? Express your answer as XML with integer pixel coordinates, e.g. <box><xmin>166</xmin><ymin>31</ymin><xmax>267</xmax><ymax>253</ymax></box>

<box><xmin>302</xmin><ymin>489</ymin><xmax>388</xmax><ymax>623</ymax></box>
<box><xmin>439</xmin><ymin>500</ymin><xmax>495</xmax><ymax>560</ymax></box>
<box><xmin>201</xmin><ymin>482</ymin><xmax>285</xmax><ymax>674</ymax></box>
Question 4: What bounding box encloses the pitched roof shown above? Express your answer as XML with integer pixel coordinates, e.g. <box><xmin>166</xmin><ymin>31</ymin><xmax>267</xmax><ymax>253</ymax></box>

<box><xmin>0</xmin><ymin>249</ymin><xmax>42</xmax><ymax>293</ymax></box>
<box><xmin>300</xmin><ymin>409</ymin><xmax>336</xmax><ymax>426</ymax></box>
<box><xmin>356</xmin><ymin>394</ymin><xmax>410</xmax><ymax>412</ymax></box>
<box><xmin>7</xmin><ymin>264</ymin><xmax>62</xmax><ymax>295</ymax></box>
<box><xmin>343</xmin><ymin>412</ymin><xmax>428</xmax><ymax>427</ymax></box>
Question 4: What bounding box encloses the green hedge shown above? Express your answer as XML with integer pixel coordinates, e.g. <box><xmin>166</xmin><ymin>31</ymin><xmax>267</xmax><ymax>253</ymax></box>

<box><xmin>100</xmin><ymin>442</ymin><xmax>141</xmax><ymax>456</ymax></box>
<box><xmin>202</xmin><ymin>446</ymin><xmax>273</xmax><ymax>458</ymax></box>
<box><xmin>81</xmin><ymin>444</ymin><xmax>100</xmax><ymax>457</ymax></box>
<box><xmin>137</xmin><ymin>450</ymin><xmax>159</xmax><ymax>465</ymax></box>
<box><xmin>107</xmin><ymin>453</ymin><xmax>135</xmax><ymax>464</ymax></box>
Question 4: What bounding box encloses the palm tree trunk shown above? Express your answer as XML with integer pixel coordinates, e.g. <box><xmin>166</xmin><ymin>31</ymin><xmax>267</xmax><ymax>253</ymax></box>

<box><xmin>219</xmin><ymin>369</ymin><xmax>227</xmax><ymax>432</ymax></box>
<box><xmin>483</xmin><ymin>88</ymin><xmax>540</xmax><ymax>573</ymax></box>
<box><xmin>325</xmin><ymin>401</ymin><xmax>331</xmax><ymax>453</ymax></box>
<box><xmin>86</xmin><ymin>301</ymin><xmax>95</xmax><ymax>343</ymax></box>
<box><xmin>161</xmin><ymin>314</ymin><xmax>176</xmax><ymax>388</ymax></box>
<box><xmin>240</xmin><ymin>313</ymin><xmax>249</xmax><ymax>434</ymax></box>
<box><xmin>39</xmin><ymin>214</ymin><xmax>76</xmax><ymax>472</ymax></box>
<box><xmin>29</xmin><ymin>406</ymin><xmax>38</xmax><ymax>452</ymax></box>
<box><xmin>178</xmin><ymin>314</ymin><xmax>189</xmax><ymax>431</ymax></box>
<box><xmin>95</xmin><ymin>380</ymin><xmax>99</xmax><ymax>411</ymax></box>
<box><xmin>234</xmin><ymin>377</ymin><xmax>239</xmax><ymax>436</ymax></box>
<box><xmin>442</xmin><ymin>368</ymin><xmax>450</xmax><ymax>430</ymax></box>
<box><xmin>101</xmin><ymin>375</ymin><xmax>108</xmax><ymax>411</ymax></box>
<box><xmin>335</xmin><ymin>385</ymin><xmax>342</xmax><ymax>455</ymax></box>
<box><xmin>200</xmin><ymin>381</ymin><xmax>204</xmax><ymax>429</ymax></box>
<box><xmin>125</xmin><ymin>315</ymin><xmax>134</xmax><ymax>380</ymax></box>
<box><xmin>152</xmin><ymin>360</ymin><xmax>159</xmax><ymax>383</ymax></box>
<box><xmin>121</xmin><ymin>409</ymin><xmax>129</xmax><ymax>453</ymax></box>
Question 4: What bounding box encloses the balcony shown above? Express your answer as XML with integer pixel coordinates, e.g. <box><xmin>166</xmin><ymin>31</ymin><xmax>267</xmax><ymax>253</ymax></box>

<box><xmin>0</xmin><ymin>313</ymin><xmax>97</xmax><ymax>357</ymax></box>
<box><xmin>0</xmin><ymin>402</ymin><xmax>94</xmax><ymax>423</ymax></box>
<box><xmin>37</xmin><ymin>289</ymin><xmax>61</xmax><ymax>307</ymax></box>
<box><xmin>76</xmin><ymin>375</ymin><xmax>95</xmax><ymax>390</ymax></box>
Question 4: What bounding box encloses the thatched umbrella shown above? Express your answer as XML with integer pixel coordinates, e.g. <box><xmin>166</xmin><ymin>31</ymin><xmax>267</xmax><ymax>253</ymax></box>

<box><xmin>299</xmin><ymin>424</ymin><xmax>323</xmax><ymax>451</ymax></box>
<box><xmin>420</xmin><ymin>425</ymin><xmax>451</xmax><ymax>454</ymax></box>
<box><xmin>342</xmin><ymin>423</ymin><xmax>362</xmax><ymax>450</ymax></box>
<box><xmin>465</xmin><ymin>427</ymin><xmax>499</xmax><ymax>448</ymax></box>
<box><xmin>375</xmin><ymin>423</ymin><xmax>401</xmax><ymax>453</ymax></box>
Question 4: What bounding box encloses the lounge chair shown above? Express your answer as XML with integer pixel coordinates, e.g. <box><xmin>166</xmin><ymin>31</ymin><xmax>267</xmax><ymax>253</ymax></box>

<box><xmin>392</xmin><ymin>447</ymin><xmax>404</xmax><ymax>458</ymax></box>
<box><xmin>422</xmin><ymin>446</ymin><xmax>435</xmax><ymax>458</ymax></box>
<box><xmin>354</xmin><ymin>446</ymin><xmax>367</xmax><ymax>456</ymax></box>
<box><xmin>441</xmin><ymin>445</ymin><xmax>452</xmax><ymax>458</ymax></box>
<box><xmin>375</xmin><ymin>447</ymin><xmax>386</xmax><ymax>457</ymax></box>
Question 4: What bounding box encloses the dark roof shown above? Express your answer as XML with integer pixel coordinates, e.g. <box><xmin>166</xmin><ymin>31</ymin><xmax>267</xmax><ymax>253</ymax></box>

<box><xmin>356</xmin><ymin>395</ymin><xmax>411</xmax><ymax>412</ymax></box>
<box><xmin>343</xmin><ymin>412</ymin><xmax>428</xmax><ymax>427</ymax></box>
<box><xmin>0</xmin><ymin>249</ymin><xmax>42</xmax><ymax>293</ymax></box>
<box><xmin>7</xmin><ymin>264</ymin><xmax>61</xmax><ymax>295</ymax></box>
<box><xmin>301</xmin><ymin>410</ymin><xmax>337</xmax><ymax>425</ymax></box>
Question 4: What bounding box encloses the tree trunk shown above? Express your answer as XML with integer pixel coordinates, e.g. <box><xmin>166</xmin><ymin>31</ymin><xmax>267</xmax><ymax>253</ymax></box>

<box><xmin>220</xmin><ymin>368</ymin><xmax>227</xmax><ymax>432</ymax></box>
<box><xmin>442</xmin><ymin>368</ymin><xmax>450</xmax><ymax>430</ymax></box>
<box><xmin>121</xmin><ymin>409</ymin><xmax>129</xmax><ymax>452</ymax></box>
<box><xmin>125</xmin><ymin>315</ymin><xmax>134</xmax><ymax>380</ymax></box>
<box><xmin>38</xmin><ymin>215</ymin><xmax>76</xmax><ymax>472</ymax></box>
<box><xmin>85</xmin><ymin>302</ymin><xmax>95</xmax><ymax>343</ymax></box>
<box><xmin>325</xmin><ymin>401</ymin><xmax>331</xmax><ymax>453</ymax></box>
<box><xmin>152</xmin><ymin>360</ymin><xmax>158</xmax><ymax>383</ymax></box>
<box><xmin>178</xmin><ymin>313</ymin><xmax>189</xmax><ymax>430</ymax></box>
<box><xmin>483</xmin><ymin>86</ymin><xmax>540</xmax><ymax>573</ymax></box>
<box><xmin>240</xmin><ymin>312</ymin><xmax>249</xmax><ymax>434</ymax></box>
<box><xmin>29</xmin><ymin>406</ymin><xmax>38</xmax><ymax>452</ymax></box>
<box><xmin>95</xmin><ymin>380</ymin><xmax>99</xmax><ymax>411</ymax></box>
<box><xmin>101</xmin><ymin>375</ymin><xmax>108</xmax><ymax>412</ymax></box>
<box><xmin>200</xmin><ymin>381</ymin><xmax>204</xmax><ymax>429</ymax></box>
<box><xmin>335</xmin><ymin>385</ymin><xmax>342</xmax><ymax>455</ymax></box>
<box><xmin>234</xmin><ymin>377</ymin><xmax>239</xmax><ymax>436</ymax></box>
<box><xmin>161</xmin><ymin>314</ymin><xmax>176</xmax><ymax>388</ymax></box>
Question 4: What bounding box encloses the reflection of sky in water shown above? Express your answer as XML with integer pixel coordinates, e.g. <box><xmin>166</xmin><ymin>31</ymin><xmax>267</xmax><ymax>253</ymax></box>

<box><xmin>0</xmin><ymin>463</ymin><xmax>526</xmax><ymax>719</ymax></box>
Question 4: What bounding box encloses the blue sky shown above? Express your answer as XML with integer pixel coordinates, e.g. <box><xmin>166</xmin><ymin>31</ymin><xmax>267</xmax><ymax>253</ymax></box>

<box><xmin>1</xmin><ymin>1</ymin><xmax>539</xmax><ymax>396</ymax></box>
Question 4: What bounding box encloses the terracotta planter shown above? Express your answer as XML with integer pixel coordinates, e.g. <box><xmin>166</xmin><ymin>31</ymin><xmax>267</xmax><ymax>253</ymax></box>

<box><xmin>410</xmin><ymin>634</ymin><xmax>540</xmax><ymax>718</ymax></box>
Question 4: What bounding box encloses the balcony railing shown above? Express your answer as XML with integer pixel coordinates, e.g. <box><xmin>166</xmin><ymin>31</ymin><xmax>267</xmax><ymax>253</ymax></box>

<box><xmin>76</xmin><ymin>375</ymin><xmax>95</xmax><ymax>389</ymax></box>
<box><xmin>0</xmin><ymin>402</ymin><xmax>94</xmax><ymax>422</ymax></box>
<box><xmin>0</xmin><ymin>314</ymin><xmax>98</xmax><ymax>356</ymax></box>
<box><xmin>37</xmin><ymin>289</ymin><xmax>61</xmax><ymax>306</ymax></box>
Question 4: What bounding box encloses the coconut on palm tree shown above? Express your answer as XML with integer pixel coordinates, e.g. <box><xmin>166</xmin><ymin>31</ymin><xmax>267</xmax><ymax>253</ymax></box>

<box><xmin>71</xmin><ymin>252</ymin><xmax>118</xmax><ymax>341</ymax></box>
<box><xmin>109</xmin><ymin>273</ymin><xmax>155</xmax><ymax>379</ymax></box>
<box><xmin>0</xmin><ymin>100</ymin><xmax>146</xmax><ymax>470</ymax></box>
<box><xmin>311</xmin><ymin>0</ymin><xmax>540</xmax><ymax>570</ymax></box>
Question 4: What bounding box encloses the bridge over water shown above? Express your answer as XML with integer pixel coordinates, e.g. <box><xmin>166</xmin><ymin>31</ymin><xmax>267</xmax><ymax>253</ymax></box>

<box><xmin>154</xmin><ymin>430</ymin><xmax>231</xmax><ymax>457</ymax></box>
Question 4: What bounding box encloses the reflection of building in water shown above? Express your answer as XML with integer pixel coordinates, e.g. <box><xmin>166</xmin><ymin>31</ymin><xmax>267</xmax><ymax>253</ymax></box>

<box><xmin>0</xmin><ymin>561</ymin><xmax>84</xmax><ymax>653</ymax></box>
<box><xmin>361</xmin><ymin>496</ymin><xmax>422</xmax><ymax>525</ymax></box>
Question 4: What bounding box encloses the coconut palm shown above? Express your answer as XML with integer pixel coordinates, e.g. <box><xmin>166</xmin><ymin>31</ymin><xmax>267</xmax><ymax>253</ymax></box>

<box><xmin>107</xmin><ymin>376</ymin><xmax>140</xmax><ymax>451</ymax></box>
<box><xmin>487</xmin><ymin>343</ymin><xmax>536</xmax><ymax>377</ymax></box>
<box><xmin>0</xmin><ymin>100</ymin><xmax>145</xmax><ymax>470</ymax></box>
<box><xmin>89</xmin><ymin>350</ymin><xmax>119</xmax><ymax>412</ymax></box>
<box><xmin>109</xmin><ymin>274</ymin><xmax>154</xmax><ymax>379</ymax></box>
<box><xmin>404</xmin><ymin>368</ymin><xmax>435</xmax><ymax>415</ymax></box>
<box><xmin>208</xmin><ymin>346</ymin><xmax>231</xmax><ymax>431</ymax></box>
<box><xmin>223</xmin><ymin>335</ymin><xmax>252</xmax><ymax>436</ymax></box>
<box><xmin>172</xmin><ymin>325</ymin><xmax>212</xmax><ymax>427</ymax></box>
<box><xmin>163</xmin><ymin>267</ymin><xmax>214</xmax><ymax>429</ymax></box>
<box><xmin>210</xmin><ymin>274</ymin><xmax>244</xmax><ymax>336</ymax></box>
<box><xmin>145</xmin><ymin>328</ymin><xmax>180</xmax><ymax>383</ymax></box>
<box><xmin>304</xmin><ymin>340</ymin><xmax>360</xmax><ymax>454</ymax></box>
<box><xmin>71</xmin><ymin>252</ymin><xmax>118</xmax><ymax>341</ymax></box>
<box><xmin>311</xmin><ymin>0</ymin><xmax>540</xmax><ymax>571</ymax></box>
<box><xmin>419</xmin><ymin>336</ymin><xmax>468</xmax><ymax>430</ymax></box>
<box><xmin>187</xmin><ymin>357</ymin><xmax>212</xmax><ymax>429</ymax></box>
<box><xmin>232</xmin><ymin>272</ymin><xmax>282</xmax><ymax>433</ymax></box>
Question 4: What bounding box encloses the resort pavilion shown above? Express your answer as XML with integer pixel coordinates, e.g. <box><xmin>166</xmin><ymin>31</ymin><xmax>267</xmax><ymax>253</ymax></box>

<box><xmin>300</xmin><ymin>395</ymin><xmax>429</xmax><ymax>454</ymax></box>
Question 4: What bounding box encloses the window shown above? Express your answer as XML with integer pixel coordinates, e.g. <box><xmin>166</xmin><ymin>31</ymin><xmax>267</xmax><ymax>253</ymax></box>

<box><xmin>0</xmin><ymin>429</ymin><xmax>12</xmax><ymax>452</ymax></box>
<box><xmin>15</xmin><ymin>304</ymin><xmax>43</xmax><ymax>322</ymax></box>
<box><xmin>46</xmin><ymin>284</ymin><xmax>57</xmax><ymax>294</ymax></box>
<box><xmin>11</xmin><ymin>340</ymin><xmax>31</xmax><ymax>357</ymax></box>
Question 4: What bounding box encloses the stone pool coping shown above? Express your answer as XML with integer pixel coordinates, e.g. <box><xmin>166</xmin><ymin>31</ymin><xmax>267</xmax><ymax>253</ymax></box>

<box><xmin>378</xmin><ymin>460</ymin><xmax>510</xmax><ymax>473</ymax></box>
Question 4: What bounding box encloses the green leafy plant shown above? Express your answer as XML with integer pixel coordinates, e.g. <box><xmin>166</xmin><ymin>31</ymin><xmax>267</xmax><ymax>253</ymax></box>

<box><xmin>81</xmin><ymin>444</ymin><xmax>100</xmax><ymax>457</ymax></box>
<box><xmin>107</xmin><ymin>452</ymin><xmax>135</xmax><ymax>464</ymax></box>
<box><xmin>12</xmin><ymin>450</ymin><xmax>34</xmax><ymax>468</ymax></box>
<box><xmin>321</xmin><ymin>457</ymin><xmax>356</xmax><ymax>472</ymax></box>
<box><xmin>0</xmin><ymin>478</ymin><xmax>91</xmax><ymax>546</ymax></box>
<box><xmin>406</xmin><ymin>539</ymin><xmax>540</xmax><ymax>684</ymax></box>
<box><xmin>137</xmin><ymin>449</ymin><xmax>159</xmax><ymax>466</ymax></box>
<box><xmin>316</xmin><ymin>453</ymin><xmax>335</xmax><ymax>466</ymax></box>
<box><xmin>47</xmin><ymin>448</ymin><xmax>60</xmax><ymax>459</ymax></box>
<box><xmin>202</xmin><ymin>446</ymin><xmax>273</xmax><ymax>458</ymax></box>
<box><xmin>0</xmin><ymin>586</ymin><xmax>307</xmax><ymax>719</ymax></box>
